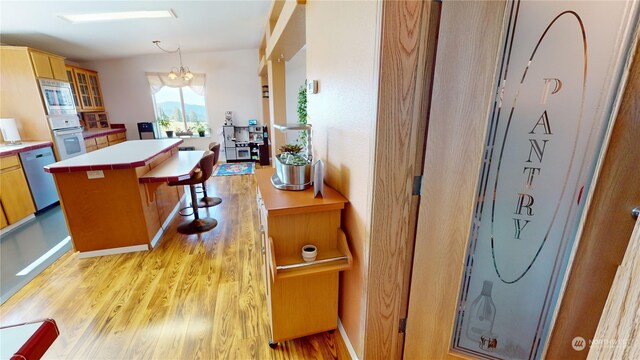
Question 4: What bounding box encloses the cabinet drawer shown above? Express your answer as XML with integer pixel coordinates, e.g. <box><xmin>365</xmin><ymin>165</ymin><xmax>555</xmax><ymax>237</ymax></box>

<box><xmin>107</xmin><ymin>134</ymin><xmax>119</xmax><ymax>142</ymax></box>
<box><xmin>86</xmin><ymin>145</ymin><xmax>98</xmax><ymax>153</ymax></box>
<box><xmin>117</xmin><ymin>132</ymin><xmax>126</xmax><ymax>140</ymax></box>
<box><xmin>97</xmin><ymin>143</ymin><xmax>108</xmax><ymax>149</ymax></box>
<box><xmin>84</xmin><ymin>138</ymin><xmax>97</xmax><ymax>147</ymax></box>
<box><xmin>95</xmin><ymin>136</ymin><xmax>107</xmax><ymax>145</ymax></box>
<box><xmin>0</xmin><ymin>155</ymin><xmax>20</xmax><ymax>170</ymax></box>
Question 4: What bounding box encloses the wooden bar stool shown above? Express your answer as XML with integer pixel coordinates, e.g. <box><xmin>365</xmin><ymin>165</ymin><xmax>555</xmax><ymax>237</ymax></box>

<box><xmin>199</xmin><ymin>142</ymin><xmax>222</xmax><ymax>208</ymax></box>
<box><xmin>168</xmin><ymin>152</ymin><xmax>217</xmax><ymax>234</ymax></box>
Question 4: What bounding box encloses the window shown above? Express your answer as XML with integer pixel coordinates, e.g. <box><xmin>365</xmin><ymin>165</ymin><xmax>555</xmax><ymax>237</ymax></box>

<box><xmin>147</xmin><ymin>73</ymin><xmax>208</xmax><ymax>136</ymax></box>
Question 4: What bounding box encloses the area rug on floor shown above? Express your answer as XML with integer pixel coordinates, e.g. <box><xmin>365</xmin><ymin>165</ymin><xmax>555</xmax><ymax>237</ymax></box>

<box><xmin>213</xmin><ymin>162</ymin><xmax>255</xmax><ymax>176</ymax></box>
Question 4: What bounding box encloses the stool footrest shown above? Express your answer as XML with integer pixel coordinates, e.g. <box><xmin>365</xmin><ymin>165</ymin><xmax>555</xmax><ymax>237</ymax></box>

<box><xmin>199</xmin><ymin>197</ymin><xmax>222</xmax><ymax>208</ymax></box>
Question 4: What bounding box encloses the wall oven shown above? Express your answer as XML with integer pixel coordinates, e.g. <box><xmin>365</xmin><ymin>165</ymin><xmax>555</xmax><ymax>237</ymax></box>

<box><xmin>49</xmin><ymin>116</ymin><xmax>86</xmax><ymax>160</ymax></box>
<box><xmin>38</xmin><ymin>79</ymin><xmax>76</xmax><ymax>115</ymax></box>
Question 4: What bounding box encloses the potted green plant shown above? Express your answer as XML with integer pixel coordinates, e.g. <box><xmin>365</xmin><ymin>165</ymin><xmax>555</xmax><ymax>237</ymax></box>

<box><xmin>297</xmin><ymin>81</ymin><xmax>308</xmax><ymax>146</ymax></box>
<box><xmin>279</xmin><ymin>143</ymin><xmax>304</xmax><ymax>154</ymax></box>
<box><xmin>157</xmin><ymin>116</ymin><xmax>173</xmax><ymax>138</ymax></box>
<box><xmin>194</xmin><ymin>122</ymin><xmax>208</xmax><ymax>137</ymax></box>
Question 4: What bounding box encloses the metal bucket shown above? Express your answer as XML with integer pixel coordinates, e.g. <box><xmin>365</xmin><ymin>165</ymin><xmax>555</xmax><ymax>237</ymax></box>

<box><xmin>275</xmin><ymin>154</ymin><xmax>311</xmax><ymax>186</ymax></box>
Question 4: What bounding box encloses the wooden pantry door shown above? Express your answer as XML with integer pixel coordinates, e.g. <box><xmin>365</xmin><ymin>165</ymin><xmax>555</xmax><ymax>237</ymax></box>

<box><xmin>402</xmin><ymin>1</ymin><xmax>639</xmax><ymax>359</ymax></box>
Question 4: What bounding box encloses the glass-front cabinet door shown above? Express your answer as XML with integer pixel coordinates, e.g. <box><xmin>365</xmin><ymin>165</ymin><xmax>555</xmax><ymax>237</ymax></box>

<box><xmin>73</xmin><ymin>69</ymin><xmax>94</xmax><ymax>110</ymax></box>
<box><xmin>88</xmin><ymin>72</ymin><xmax>104</xmax><ymax>110</ymax></box>
<box><xmin>65</xmin><ymin>67</ymin><xmax>80</xmax><ymax>108</ymax></box>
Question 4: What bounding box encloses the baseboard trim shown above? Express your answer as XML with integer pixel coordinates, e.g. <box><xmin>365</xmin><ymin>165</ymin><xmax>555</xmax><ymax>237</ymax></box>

<box><xmin>78</xmin><ymin>244</ymin><xmax>149</xmax><ymax>259</ymax></box>
<box><xmin>0</xmin><ymin>214</ymin><xmax>36</xmax><ymax>235</ymax></box>
<box><xmin>150</xmin><ymin>192</ymin><xmax>186</xmax><ymax>248</ymax></box>
<box><xmin>338</xmin><ymin>318</ymin><xmax>359</xmax><ymax>360</ymax></box>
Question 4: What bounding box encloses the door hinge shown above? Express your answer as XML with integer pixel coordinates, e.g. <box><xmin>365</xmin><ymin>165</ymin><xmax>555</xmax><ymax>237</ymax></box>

<box><xmin>399</xmin><ymin>318</ymin><xmax>407</xmax><ymax>333</ymax></box>
<box><xmin>412</xmin><ymin>176</ymin><xmax>422</xmax><ymax>196</ymax></box>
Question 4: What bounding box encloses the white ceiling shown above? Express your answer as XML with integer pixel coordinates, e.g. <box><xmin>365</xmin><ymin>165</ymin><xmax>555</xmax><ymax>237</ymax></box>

<box><xmin>0</xmin><ymin>1</ymin><xmax>271</xmax><ymax>62</ymax></box>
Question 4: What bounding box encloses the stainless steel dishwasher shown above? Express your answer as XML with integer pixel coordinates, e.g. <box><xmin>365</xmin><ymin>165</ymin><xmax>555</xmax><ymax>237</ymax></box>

<box><xmin>19</xmin><ymin>146</ymin><xmax>59</xmax><ymax>211</ymax></box>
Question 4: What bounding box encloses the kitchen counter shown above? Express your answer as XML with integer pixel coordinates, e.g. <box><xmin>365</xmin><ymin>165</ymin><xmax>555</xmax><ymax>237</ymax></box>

<box><xmin>45</xmin><ymin>139</ymin><xmax>182</xmax><ymax>173</ymax></box>
<box><xmin>82</xmin><ymin>127</ymin><xmax>126</xmax><ymax>140</ymax></box>
<box><xmin>46</xmin><ymin>139</ymin><xmax>188</xmax><ymax>257</ymax></box>
<box><xmin>0</xmin><ymin>141</ymin><xmax>53</xmax><ymax>157</ymax></box>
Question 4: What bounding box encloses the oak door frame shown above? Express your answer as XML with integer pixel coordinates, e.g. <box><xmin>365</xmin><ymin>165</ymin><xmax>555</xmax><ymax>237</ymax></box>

<box><xmin>362</xmin><ymin>0</ymin><xmax>441</xmax><ymax>359</ymax></box>
<box><xmin>402</xmin><ymin>1</ymin><xmax>508</xmax><ymax>358</ymax></box>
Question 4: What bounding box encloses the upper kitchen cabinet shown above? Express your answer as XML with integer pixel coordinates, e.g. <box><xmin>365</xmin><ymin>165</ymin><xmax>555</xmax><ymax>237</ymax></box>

<box><xmin>65</xmin><ymin>66</ymin><xmax>80</xmax><ymax>109</ymax></box>
<box><xmin>69</xmin><ymin>66</ymin><xmax>105</xmax><ymax>112</ymax></box>
<box><xmin>0</xmin><ymin>46</ymin><xmax>54</xmax><ymax>141</ymax></box>
<box><xmin>29</xmin><ymin>49</ymin><xmax>67</xmax><ymax>81</ymax></box>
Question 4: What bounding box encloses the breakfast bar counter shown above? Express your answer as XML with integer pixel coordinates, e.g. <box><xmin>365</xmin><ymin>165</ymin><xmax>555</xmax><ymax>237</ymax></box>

<box><xmin>45</xmin><ymin>139</ymin><xmax>192</xmax><ymax>257</ymax></box>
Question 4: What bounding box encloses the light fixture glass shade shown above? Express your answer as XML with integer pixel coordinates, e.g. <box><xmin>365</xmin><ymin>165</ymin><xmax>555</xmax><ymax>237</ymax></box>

<box><xmin>184</xmin><ymin>70</ymin><xmax>194</xmax><ymax>80</ymax></box>
<box><xmin>168</xmin><ymin>71</ymin><xmax>178</xmax><ymax>80</ymax></box>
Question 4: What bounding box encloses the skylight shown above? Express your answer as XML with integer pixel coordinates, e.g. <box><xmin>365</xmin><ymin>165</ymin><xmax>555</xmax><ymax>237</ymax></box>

<box><xmin>59</xmin><ymin>10</ymin><xmax>176</xmax><ymax>24</ymax></box>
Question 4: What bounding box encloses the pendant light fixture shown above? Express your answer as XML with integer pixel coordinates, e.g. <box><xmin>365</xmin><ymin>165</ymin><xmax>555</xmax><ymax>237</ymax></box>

<box><xmin>153</xmin><ymin>40</ymin><xmax>194</xmax><ymax>81</ymax></box>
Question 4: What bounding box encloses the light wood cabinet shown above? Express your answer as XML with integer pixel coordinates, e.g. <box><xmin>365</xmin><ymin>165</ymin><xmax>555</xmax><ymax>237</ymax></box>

<box><xmin>255</xmin><ymin>169</ymin><xmax>352</xmax><ymax>346</ymax></box>
<box><xmin>84</xmin><ymin>138</ymin><xmax>98</xmax><ymax>153</ymax></box>
<box><xmin>107</xmin><ymin>132</ymin><xmax>126</xmax><ymax>146</ymax></box>
<box><xmin>0</xmin><ymin>203</ymin><xmax>8</xmax><ymax>229</ymax></box>
<box><xmin>82</xmin><ymin>112</ymin><xmax>110</xmax><ymax>129</ymax></box>
<box><xmin>1</xmin><ymin>46</ymin><xmax>67</xmax><ymax>141</ymax></box>
<box><xmin>95</xmin><ymin>136</ymin><xmax>108</xmax><ymax>149</ymax></box>
<box><xmin>29</xmin><ymin>49</ymin><xmax>67</xmax><ymax>81</ymax></box>
<box><xmin>84</xmin><ymin>132</ymin><xmax>126</xmax><ymax>153</ymax></box>
<box><xmin>66</xmin><ymin>66</ymin><xmax>80</xmax><ymax>108</ymax></box>
<box><xmin>70</xmin><ymin>67</ymin><xmax>105</xmax><ymax>112</ymax></box>
<box><xmin>0</xmin><ymin>154</ymin><xmax>36</xmax><ymax>225</ymax></box>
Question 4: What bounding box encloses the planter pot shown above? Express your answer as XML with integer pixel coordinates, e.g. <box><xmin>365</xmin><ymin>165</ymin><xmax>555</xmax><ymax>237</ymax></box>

<box><xmin>275</xmin><ymin>154</ymin><xmax>311</xmax><ymax>185</ymax></box>
<box><xmin>166</xmin><ymin>130</ymin><xmax>174</xmax><ymax>138</ymax></box>
<box><xmin>198</xmin><ymin>131</ymin><xmax>205</xmax><ymax>137</ymax></box>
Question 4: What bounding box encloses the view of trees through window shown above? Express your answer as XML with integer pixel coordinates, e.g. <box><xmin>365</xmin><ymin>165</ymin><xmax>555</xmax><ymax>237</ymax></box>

<box><xmin>152</xmin><ymin>86</ymin><xmax>208</xmax><ymax>136</ymax></box>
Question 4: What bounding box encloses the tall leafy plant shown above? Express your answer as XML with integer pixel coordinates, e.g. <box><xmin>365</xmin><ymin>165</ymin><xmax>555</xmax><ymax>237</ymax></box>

<box><xmin>297</xmin><ymin>80</ymin><xmax>308</xmax><ymax>146</ymax></box>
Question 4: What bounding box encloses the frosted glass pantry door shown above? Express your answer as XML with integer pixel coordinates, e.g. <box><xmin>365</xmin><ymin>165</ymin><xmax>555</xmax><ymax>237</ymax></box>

<box><xmin>451</xmin><ymin>1</ymin><xmax>639</xmax><ymax>359</ymax></box>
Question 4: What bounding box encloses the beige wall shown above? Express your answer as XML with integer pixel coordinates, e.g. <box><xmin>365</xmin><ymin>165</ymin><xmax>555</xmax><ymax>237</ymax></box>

<box><xmin>285</xmin><ymin>47</ymin><xmax>307</xmax><ymax>144</ymax></box>
<box><xmin>82</xmin><ymin>49</ymin><xmax>262</xmax><ymax>157</ymax></box>
<box><xmin>306</xmin><ymin>0</ymin><xmax>381</xmax><ymax>356</ymax></box>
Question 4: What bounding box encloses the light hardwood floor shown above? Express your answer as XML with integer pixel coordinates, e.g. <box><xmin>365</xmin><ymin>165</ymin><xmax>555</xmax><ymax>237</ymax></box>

<box><xmin>0</xmin><ymin>174</ymin><xmax>351</xmax><ymax>359</ymax></box>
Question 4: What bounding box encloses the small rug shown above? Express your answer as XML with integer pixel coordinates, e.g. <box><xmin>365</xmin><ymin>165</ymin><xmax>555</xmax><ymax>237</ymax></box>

<box><xmin>213</xmin><ymin>162</ymin><xmax>255</xmax><ymax>176</ymax></box>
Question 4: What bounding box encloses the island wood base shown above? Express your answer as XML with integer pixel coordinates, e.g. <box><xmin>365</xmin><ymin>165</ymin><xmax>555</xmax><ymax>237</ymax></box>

<box><xmin>52</xmin><ymin>146</ymin><xmax>186</xmax><ymax>256</ymax></box>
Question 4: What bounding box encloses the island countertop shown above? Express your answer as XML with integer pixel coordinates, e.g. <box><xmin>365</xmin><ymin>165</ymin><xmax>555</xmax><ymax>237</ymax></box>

<box><xmin>44</xmin><ymin>139</ymin><xmax>183</xmax><ymax>173</ymax></box>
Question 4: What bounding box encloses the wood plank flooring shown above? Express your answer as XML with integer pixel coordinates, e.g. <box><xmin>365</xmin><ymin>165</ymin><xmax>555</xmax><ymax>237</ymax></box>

<box><xmin>0</xmin><ymin>174</ymin><xmax>351</xmax><ymax>359</ymax></box>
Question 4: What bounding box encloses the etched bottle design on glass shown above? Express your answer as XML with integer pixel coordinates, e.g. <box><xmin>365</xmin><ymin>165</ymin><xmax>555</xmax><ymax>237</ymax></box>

<box><xmin>466</xmin><ymin>280</ymin><xmax>497</xmax><ymax>351</ymax></box>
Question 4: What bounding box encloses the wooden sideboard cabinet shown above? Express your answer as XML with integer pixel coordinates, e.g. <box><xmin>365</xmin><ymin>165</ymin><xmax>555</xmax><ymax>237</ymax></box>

<box><xmin>255</xmin><ymin>169</ymin><xmax>352</xmax><ymax>346</ymax></box>
<box><xmin>0</xmin><ymin>154</ymin><xmax>36</xmax><ymax>228</ymax></box>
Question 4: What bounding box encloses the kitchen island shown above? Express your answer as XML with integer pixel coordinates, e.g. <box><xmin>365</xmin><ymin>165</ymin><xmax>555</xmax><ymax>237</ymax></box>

<box><xmin>45</xmin><ymin>139</ymin><xmax>201</xmax><ymax>257</ymax></box>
